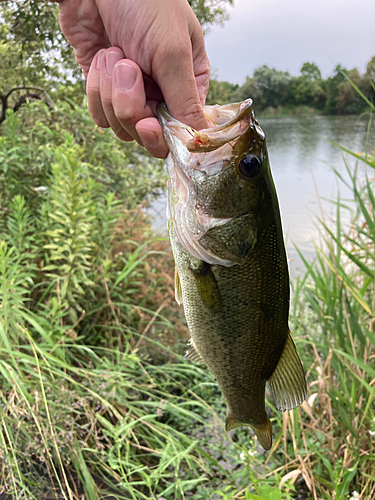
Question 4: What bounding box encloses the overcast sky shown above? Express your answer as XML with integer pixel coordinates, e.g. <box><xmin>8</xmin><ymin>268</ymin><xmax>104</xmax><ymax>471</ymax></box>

<box><xmin>204</xmin><ymin>0</ymin><xmax>375</xmax><ymax>84</ymax></box>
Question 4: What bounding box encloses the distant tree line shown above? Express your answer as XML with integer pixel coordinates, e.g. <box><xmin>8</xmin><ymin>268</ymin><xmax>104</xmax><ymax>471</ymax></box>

<box><xmin>207</xmin><ymin>57</ymin><xmax>375</xmax><ymax>115</ymax></box>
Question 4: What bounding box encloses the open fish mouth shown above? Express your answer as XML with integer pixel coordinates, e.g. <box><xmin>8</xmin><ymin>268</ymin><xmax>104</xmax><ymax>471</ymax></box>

<box><xmin>157</xmin><ymin>99</ymin><xmax>256</xmax><ymax>153</ymax></box>
<box><xmin>157</xmin><ymin>100</ymin><xmax>264</xmax><ymax>267</ymax></box>
<box><xmin>157</xmin><ymin>99</ymin><xmax>265</xmax><ymax>180</ymax></box>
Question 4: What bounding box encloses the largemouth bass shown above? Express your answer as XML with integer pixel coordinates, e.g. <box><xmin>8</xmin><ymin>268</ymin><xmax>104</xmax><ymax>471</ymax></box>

<box><xmin>157</xmin><ymin>100</ymin><xmax>307</xmax><ymax>451</ymax></box>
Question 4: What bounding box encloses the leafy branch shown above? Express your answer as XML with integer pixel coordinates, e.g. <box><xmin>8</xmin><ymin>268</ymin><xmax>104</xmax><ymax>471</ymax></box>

<box><xmin>0</xmin><ymin>86</ymin><xmax>54</xmax><ymax>124</ymax></box>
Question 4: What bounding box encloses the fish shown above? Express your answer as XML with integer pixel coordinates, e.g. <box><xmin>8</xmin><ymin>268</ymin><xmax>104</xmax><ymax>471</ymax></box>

<box><xmin>157</xmin><ymin>99</ymin><xmax>307</xmax><ymax>451</ymax></box>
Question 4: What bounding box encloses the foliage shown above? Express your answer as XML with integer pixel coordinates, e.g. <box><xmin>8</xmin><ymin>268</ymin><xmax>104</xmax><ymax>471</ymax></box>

<box><xmin>335</xmin><ymin>68</ymin><xmax>365</xmax><ymax>114</ymax></box>
<box><xmin>232</xmin><ymin>65</ymin><xmax>292</xmax><ymax>111</ymax></box>
<box><xmin>300</xmin><ymin>62</ymin><xmax>322</xmax><ymax>82</ymax></box>
<box><xmin>321</xmin><ymin>65</ymin><xmax>370</xmax><ymax>115</ymax></box>
<box><xmin>0</xmin><ymin>0</ymin><xmax>81</xmax><ymax>104</ymax></box>
<box><xmin>285</xmin><ymin>63</ymin><xmax>326</xmax><ymax>110</ymax></box>
<box><xmin>287</xmin><ymin>97</ymin><xmax>375</xmax><ymax>499</ymax></box>
<box><xmin>206</xmin><ymin>78</ymin><xmax>239</xmax><ymax>105</ymax></box>
<box><xmin>0</xmin><ymin>107</ymin><xmax>208</xmax><ymax>498</ymax></box>
<box><xmin>0</xmin><ymin>101</ymin><xmax>166</xmax><ymax>212</ymax></box>
<box><xmin>188</xmin><ymin>0</ymin><xmax>233</xmax><ymax>30</ymax></box>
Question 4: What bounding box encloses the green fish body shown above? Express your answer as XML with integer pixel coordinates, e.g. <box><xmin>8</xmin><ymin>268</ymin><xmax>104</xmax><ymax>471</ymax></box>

<box><xmin>158</xmin><ymin>100</ymin><xmax>307</xmax><ymax>450</ymax></box>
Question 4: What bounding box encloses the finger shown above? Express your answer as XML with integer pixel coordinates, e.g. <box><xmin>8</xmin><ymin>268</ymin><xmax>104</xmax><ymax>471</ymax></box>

<box><xmin>153</xmin><ymin>38</ymin><xmax>208</xmax><ymax>130</ymax></box>
<box><xmin>136</xmin><ymin>117</ymin><xmax>169</xmax><ymax>159</ymax></box>
<box><xmin>112</xmin><ymin>60</ymin><xmax>161</xmax><ymax>146</ymax></box>
<box><xmin>86</xmin><ymin>49</ymin><xmax>110</xmax><ymax>128</ymax></box>
<box><xmin>190</xmin><ymin>25</ymin><xmax>211</xmax><ymax>106</ymax></box>
<box><xmin>100</xmin><ymin>48</ymin><xmax>133</xmax><ymax>142</ymax></box>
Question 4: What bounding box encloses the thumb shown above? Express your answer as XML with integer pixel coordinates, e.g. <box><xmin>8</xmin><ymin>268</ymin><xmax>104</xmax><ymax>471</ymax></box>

<box><xmin>154</xmin><ymin>45</ymin><xmax>209</xmax><ymax>131</ymax></box>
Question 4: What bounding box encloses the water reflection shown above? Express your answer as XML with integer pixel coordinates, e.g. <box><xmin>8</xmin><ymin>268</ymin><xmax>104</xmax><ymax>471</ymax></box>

<box><xmin>148</xmin><ymin>115</ymin><xmax>371</xmax><ymax>277</ymax></box>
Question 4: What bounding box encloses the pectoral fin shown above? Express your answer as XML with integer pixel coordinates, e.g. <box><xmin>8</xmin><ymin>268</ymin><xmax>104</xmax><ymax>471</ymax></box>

<box><xmin>267</xmin><ymin>330</ymin><xmax>307</xmax><ymax>411</ymax></box>
<box><xmin>189</xmin><ymin>260</ymin><xmax>222</xmax><ymax>312</ymax></box>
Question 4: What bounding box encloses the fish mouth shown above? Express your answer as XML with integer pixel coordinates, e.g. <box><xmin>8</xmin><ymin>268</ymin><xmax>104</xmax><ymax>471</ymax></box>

<box><xmin>157</xmin><ymin>99</ymin><xmax>255</xmax><ymax>154</ymax></box>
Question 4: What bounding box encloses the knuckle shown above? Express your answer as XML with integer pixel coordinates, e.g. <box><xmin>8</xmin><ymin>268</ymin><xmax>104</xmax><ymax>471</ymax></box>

<box><xmin>199</xmin><ymin>56</ymin><xmax>211</xmax><ymax>80</ymax></box>
<box><xmin>179</xmin><ymin>98</ymin><xmax>205</xmax><ymax>127</ymax></box>
<box><xmin>115</xmin><ymin>106</ymin><xmax>137</xmax><ymax>125</ymax></box>
<box><xmin>86</xmin><ymin>81</ymin><xmax>100</xmax><ymax>100</ymax></box>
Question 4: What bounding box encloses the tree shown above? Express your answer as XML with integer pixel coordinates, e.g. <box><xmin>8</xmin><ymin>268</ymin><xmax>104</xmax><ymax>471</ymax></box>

<box><xmin>323</xmin><ymin>64</ymin><xmax>349</xmax><ymax>114</ymax></box>
<box><xmin>251</xmin><ymin>65</ymin><xmax>291</xmax><ymax>110</ymax></box>
<box><xmin>363</xmin><ymin>55</ymin><xmax>375</xmax><ymax>104</ymax></box>
<box><xmin>206</xmin><ymin>78</ymin><xmax>239</xmax><ymax>105</ymax></box>
<box><xmin>335</xmin><ymin>68</ymin><xmax>368</xmax><ymax>114</ymax></box>
<box><xmin>300</xmin><ymin>62</ymin><xmax>322</xmax><ymax>81</ymax></box>
<box><xmin>364</xmin><ymin>55</ymin><xmax>375</xmax><ymax>82</ymax></box>
<box><xmin>286</xmin><ymin>62</ymin><xmax>326</xmax><ymax>109</ymax></box>
<box><xmin>188</xmin><ymin>0</ymin><xmax>233</xmax><ymax>29</ymax></box>
<box><xmin>322</xmin><ymin>64</ymin><xmax>370</xmax><ymax>115</ymax></box>
<box><xmin>0</xmin><ymin>1</ymin><xmax>79</xmax><ymax>90</ymax></box>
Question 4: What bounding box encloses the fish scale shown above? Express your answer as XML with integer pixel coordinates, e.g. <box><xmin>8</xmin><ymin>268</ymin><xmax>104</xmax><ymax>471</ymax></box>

<box><xmin>158</xmin><ymin>100</ymin><xmax>307</xmax><ymax>450</ymax></box>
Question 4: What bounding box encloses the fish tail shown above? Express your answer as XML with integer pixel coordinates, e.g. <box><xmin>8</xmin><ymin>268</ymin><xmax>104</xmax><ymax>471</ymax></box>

<box><xmin>251</xmin><ymin>417</ymin><xmax>272</xmax><ymax>451</ymax></box>
<box><xmin>225</xmin><ymin>414</ymin><xmax>272</xmax><ymax>451</ymax></box>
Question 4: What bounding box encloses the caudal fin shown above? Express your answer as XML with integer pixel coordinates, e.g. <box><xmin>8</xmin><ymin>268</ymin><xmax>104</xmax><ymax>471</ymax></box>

<box><xmin>267</xmin><ymin>330</ymin><xmax>307</xmax><ymax>411</ymax></box>
<box><xmin>225</xmin><ymin>414</ymin><xmax>272</xmax><ymax>451</ymax></box>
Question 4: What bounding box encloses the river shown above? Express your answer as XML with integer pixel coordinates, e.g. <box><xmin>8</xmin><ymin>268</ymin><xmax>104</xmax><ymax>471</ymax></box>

<box><xmin>148</xmin><ymin>114</ymin><xmax>371</xmax><ymax>276</ymax></box>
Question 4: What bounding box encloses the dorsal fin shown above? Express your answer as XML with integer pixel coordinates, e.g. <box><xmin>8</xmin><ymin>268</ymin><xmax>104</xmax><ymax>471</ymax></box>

<box><xmin>267</xmin><ymin>330</ymin><xmax>307</xmax><ymax>411</ymax></box>
<box><xmin>184</xmin><ymin>338</ymin><xmax>205</xmax><ymax>364</ymax></box>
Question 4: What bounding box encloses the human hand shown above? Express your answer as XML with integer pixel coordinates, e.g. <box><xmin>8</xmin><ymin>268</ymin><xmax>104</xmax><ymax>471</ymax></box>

<box><xmin>56</xmin><ymin>0</ymin><xmax>210</xmax><ymax>158</ymax></box>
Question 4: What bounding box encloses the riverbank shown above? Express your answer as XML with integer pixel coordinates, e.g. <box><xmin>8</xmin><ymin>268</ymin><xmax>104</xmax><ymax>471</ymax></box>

<box><xmin>258</xmin><ymin>105</ymin><xmax>320</xmax><ymax>118</ymax></box>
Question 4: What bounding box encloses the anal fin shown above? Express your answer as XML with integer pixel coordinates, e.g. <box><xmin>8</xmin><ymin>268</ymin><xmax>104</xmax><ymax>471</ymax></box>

<box><xmin>184</xmin><ymin>338</ymin><xmax>205</xmax><ymax>364</ymax></box>
<box><xmin>267</xmin><ymin>330</ymin><xmax>307</xmax><ymax>412</ymax></box>
<box><xmin>175</xmin><ymin>268</ymin><xmax>183</xmax><ymax>305</ymax></box>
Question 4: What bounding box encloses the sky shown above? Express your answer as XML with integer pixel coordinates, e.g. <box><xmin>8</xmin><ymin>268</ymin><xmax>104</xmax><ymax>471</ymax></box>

<box><xmin>204</xmin><ymin>0</ymin><xmax>375</xmax><ymax>84</ymax></box>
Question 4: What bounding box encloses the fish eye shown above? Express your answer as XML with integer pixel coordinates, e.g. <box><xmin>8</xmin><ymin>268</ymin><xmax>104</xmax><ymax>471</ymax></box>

<box><xmin>238</xmin><ymin>154</ymin><xmax>262</xmax><ymax>179</ymax></box>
